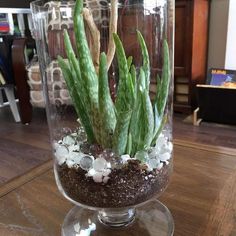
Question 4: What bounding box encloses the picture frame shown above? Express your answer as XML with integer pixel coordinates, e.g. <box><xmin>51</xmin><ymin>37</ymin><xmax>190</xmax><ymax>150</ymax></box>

<box><xmin>207</xmin><ymin>68</ymin><xmax>236</xmax><ymax>87</ymax></box>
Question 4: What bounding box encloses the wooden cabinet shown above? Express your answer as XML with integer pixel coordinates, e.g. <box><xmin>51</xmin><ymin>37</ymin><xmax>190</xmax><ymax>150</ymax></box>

<box><xmin>174</xmin><ymin>0</ymin><xmax>210</xmax><ymax>113</ymax></box>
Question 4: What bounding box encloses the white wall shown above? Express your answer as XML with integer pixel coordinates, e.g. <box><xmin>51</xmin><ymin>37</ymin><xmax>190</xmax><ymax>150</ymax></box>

<box><xmin>208</xmin><ymin>0</ymin><xmax>236</xmax><ymax>70</ymax></box>
<box><xmin>207</xmin><ymin>0</ymin><xmax>229</xmax><ymax>69</ymax></box>
<box><xmin>225</xmin><ymin>0</ymin><xmax>236</xmax><ymax>70</ymax></box>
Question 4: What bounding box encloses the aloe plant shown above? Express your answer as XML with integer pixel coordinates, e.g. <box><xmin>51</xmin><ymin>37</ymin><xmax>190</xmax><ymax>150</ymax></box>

<box><xmin>58</xmin><ymin>0</ymin><xmax>170</xmax><ymax>157</ymax></box>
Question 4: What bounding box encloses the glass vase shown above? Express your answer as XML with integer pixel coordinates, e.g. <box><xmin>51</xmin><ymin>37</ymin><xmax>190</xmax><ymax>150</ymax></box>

<box><xmin>31</xmin><ymin>0</ymin><xmax>174</xmax><ymax>235</ymax></box>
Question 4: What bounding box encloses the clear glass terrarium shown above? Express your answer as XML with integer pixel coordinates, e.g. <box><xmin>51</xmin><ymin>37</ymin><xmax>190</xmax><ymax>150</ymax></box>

<box><xmin>31</xmin><ymin>0</ymin><xmax>174</xmax><ymax>235</ymax></box>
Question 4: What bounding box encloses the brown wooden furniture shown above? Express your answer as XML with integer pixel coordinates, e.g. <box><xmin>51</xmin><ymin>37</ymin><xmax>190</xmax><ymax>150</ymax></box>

<box><xmin>12</xmin><ymin>38</ymin><xmax>33</xmax><ymax>124</ymax></box>
<box><xmin>196</xmin><ymin>84</ymin><xmax>236</xmax><ymax>125</ymax></box>
<box><xmin>0</xmin><ymin>141</ymin><xmax>236</xmax><ymax>235</ymax></box>
<box><xmin>174</xmin><ymin>0</ymin><xmax>210</xmax><ymax>113</ymax></box>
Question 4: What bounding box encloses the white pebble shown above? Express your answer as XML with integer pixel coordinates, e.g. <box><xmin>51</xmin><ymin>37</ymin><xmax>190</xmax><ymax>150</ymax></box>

<box><xmin>58</xmin><ymin>140</ymin><xmax>63</xmax><ymax>144</ymax></box>
<box><xmin>135</xmin><ymin>151</ymin><xmax>148</xmax><ymax>162</ymax></box>
<box><xmin>167</xmin><ymin>142</ymin><xmax>173</xmax><ymax>152</ymax></box>
<box><xmin>103</xmin><ymin>176</ymin><xmax>110</xmax><ymax>184</ymax></box>
<box><xmin>57</xmin><ymin>156</ymin><xmax>66</xmax><ymax>165</ymax></box>
<box><xmin>162</xmin><ymin>160</ymin><xmax>169</xmax><ymax>165</ymax></box>
<box><xmin>159</xmin><ymin>152</ymin><xmax>171</xmax><ymax>162</ymax></box>
<box><xmin>87</xmin><ymin>168</ymin><xmax>96</xmax><ymax>177</ymax></box>
<box><xmin>69</xmin><ymin>152</ymin><xmax>83</xmax><ymax>164</ymax></box>
<box><xmin>148</xmin><ymin>158</ymin><xmax>160</xmax><ymax>170</ymax></box>
<box><xmin>74</xmin><ymin>222</ymin><xmax>80</xmax><ymax>233</ymax></box>
<box><xmin>93</xmin><ymin>172</ymin><xmax>103</xmax><ymax>183</ymax></box>
<box><xmin>53</xmin><ymin>141</ymin><xmax>60</xmax><ymax>150</ymax></box>
<box><xmin>80</xmin><ymin>155</ymin><xmax>94</xmax><ymax>171</ymax></box>
<box><xmin>63</xmin><ymin>135</ymin><xmax>76</xmax><ymax>145</ymax></box>
<box><xmin>148</xmin><ymin>148</ymin><xmax>158</xmax><ymax>159</ymax></box>
<box><xmin>121</xmin><ymin>154</ymin><xmax>131</xmax><ymax>163</ymax></box>
<box><xmin>102</xmin><ymin>169</ymin><xmax>111</xmax><ymax>177</ymax></box>
<box><xmin>66</xmin><ymin>160</ymin><xmax>75</xmax><ymax>168</ymax></box>
<box><xmin>156</xmin><ymin>135</ymin><xmax>166</xmax><ymax>149</ymax></box>
<box><xmin>157</xmin><ymin>162</ymin><xmax>164</xmax><ymax>170</ymax></box>
<box><xmin>55</xmin><ymin>145</ymin><xmax>69</xmax><ymax>158</ymax></box>
<box><xmin>71</xmin><ymin>132</ymin><xmax>78</xmax><ymax>137</ymax></box>
<box><xmin>93</xmin><ymin>157</ymin><xmax>107</xmax><ymax>172</ymax></box>
<box><xmin>68</xmin><ymin>144</ymin><xmax>80</xmax><ymax>152</ymax></box>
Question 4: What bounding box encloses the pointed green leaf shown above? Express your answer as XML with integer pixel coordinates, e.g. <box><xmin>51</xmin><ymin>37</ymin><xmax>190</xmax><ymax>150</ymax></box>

<box><xmin>137</xmin><ymin>30</ymin><xmax>150</xmax><ymax>90</ymax></box>
<box><xmin>98</xmin><ymin>52</ymin><xmax>116</xmax><ymax>148</ymax></box>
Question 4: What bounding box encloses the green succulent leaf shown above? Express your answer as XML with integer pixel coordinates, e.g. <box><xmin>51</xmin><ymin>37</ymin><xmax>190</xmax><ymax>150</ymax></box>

<box><xmin>126</xmin><ymin>132</ymin><xmax>132</xmax><ymax>155</ymax></box>
<box><xmin>112</xmin><ymin>110</ymin><xmax>132</xmax><ymax>155</ymax></box>
<box><xmin>157</xmin><ymin>39</ymin><xmax>170</xmax><ymax>118</ymax></box>
<box><xmin>130</xmin><ymin>68</ymin><xmax>154</xmax><ymax>154</ymax></box>
<box><xmin>127</xmin><ymin>56</ymin><xmax>133</xmax><ymax>71</ymax></box>
<box><xmin>98</xmin><ymin>52</ymin><xmax>116</xmax><ymax>148</ymax></box>
<box><xmin>73</xmin><ymin>0</ymin><xmax>101</xmax><ymax>143</ymax></box>
<box><xmin>137</xmin><ymin>30</ymin><xmax>150</xmax><ymax>90</ymax></box>
<box><xmin>57</xmin><ymin>56</ymin><xmax>95</xmax><ymax>142</ymax></box>
<box><xmin>152</xmin><ymin>39</ymin><xmax>170</xmax><ymax>144</ymax></box>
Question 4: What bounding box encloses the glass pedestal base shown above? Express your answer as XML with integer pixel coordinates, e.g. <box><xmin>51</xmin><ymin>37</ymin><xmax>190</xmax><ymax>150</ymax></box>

<box><xmin>62</xmin><ymin>199</ymin><xmax>174</xmax><ymax>236</ymax></box>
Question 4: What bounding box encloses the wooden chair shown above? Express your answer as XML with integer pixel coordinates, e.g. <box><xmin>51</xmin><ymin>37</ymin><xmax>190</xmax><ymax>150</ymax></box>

<box><xmin>0</xmin><ymin>7</ymin><xmax>34</xmax><ymax>124</ymax></box>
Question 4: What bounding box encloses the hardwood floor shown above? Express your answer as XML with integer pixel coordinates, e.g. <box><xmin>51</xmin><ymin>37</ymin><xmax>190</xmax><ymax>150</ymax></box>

<box><xmin>173</xmin><ymin>113</ymin><xmax>236</xmax><ymax>149</ymax></box>
<box><xmin>0</xmin><ymin>107</ymin><xmax>51</xmax><ymax>185</ymax></box>
<box><xmin>0</xmin><ymin>106</ymin><xmax>236</xmax><ymax>186</ymax></box>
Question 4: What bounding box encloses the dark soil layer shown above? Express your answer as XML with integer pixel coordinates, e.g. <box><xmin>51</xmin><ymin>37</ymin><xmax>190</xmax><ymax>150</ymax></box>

<box><xmin>57</xmin><ymin>160</ymin><xmax>171</xmax><ymax>208</ymax></box>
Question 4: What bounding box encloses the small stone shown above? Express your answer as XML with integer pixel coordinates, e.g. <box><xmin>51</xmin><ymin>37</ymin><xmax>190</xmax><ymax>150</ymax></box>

<box><xmin>57</xmin><ymin>156</ymin><xmax>66</xmax><ymax>165</ymax></box>
<box><xmin>69</xmin><ymin>152</ymin><xmax>83</xmax><ymax>164</ymax></box>
<box><xmin>147</xmin><ymin>158</ymin><xmax>160</xmax><ymax>170</ymax></box>
<box><xmin>159</xmin><ymin>152</ymin><xmax>171</xmax><ymax>162</ymax></box>
<box><xmin>121</xmin><ymin>154</ymin><xmax>131</xmax><ymax>163</ymax></box>
<box><xmin>63</xmin><ymin>135</ymin><xmax>76</xmax><ymax>146</ymax></box>
<box><xmin>74</xmin><ymin>222</ymin><xmax>80</xmax><ymax>233</ymax></box>
<box><xmin>148</xmin><ymin>148</ymin><xmax>158</xmax><ymax>159</ymax></box>
<box><xmin>167</xmin><ymin>142</ymin><xmax>173</xmax><ymax>152</ymax></box>
<box><xmin>164</xmin><ymin>160</ymin><xmax>170</xmax><ymax>165</ymax></box>
<box><xmin>55</xmin><ymin>145</ymin><xmax>69</xmax><ymax>158</ymax></box>
<box><xmin>68</xmin><ymin>144</ymin><xmax>80</xmax><ymax>153</ymax></box>
<box><xmin>70</xmin><ymin>132</ymin><xmax>78</xmax><ymax>137</ymax></box>
<box><xmin>66</xmin><ymin>160</ymin><xmax>75</xmax><ymax>168</ymax></box>
<box><xmin>156</xmin><ymin>135</ymin><xmax>166</xmax><ymax>149</ymax></box>
<box><xmin>53</xmin><ymin>141</ymin><xmax>60</xmax><ymax>150</ymax></box>
<box><xmin>157</xmin><ymin>162</ymin><xmax>164</xmax><ymax>170</ymax></box>
<box><xmin>87</xmin><ymin>168</ymin><xmax>96</xmax><ymax>177</ymax></box>
<box><xmin>102</xmin><ymin>169</ymin><xmax>111</xmax><ymax>177</ymax></box>
<box><xmin>93</xmin><ymin>172</ymin><xmax>103</xmax><ymax>183</ymax></box>
<box><xmin>135</xmin><ymin>151</ymin><xmax>148</xmax><ymax>162</ymax></box>
<box><xmin>103</xmin><ymin>176</ymin><xmax>110</xmax><ymax>184</ymax></box>
<box><xmin>93</xmin><ymin>157</ymin><xmax>107</xmax><ymax>172</ymax></box>
<box><xmin>58</xmin><ymin>140</ymin><xmax>63</xmax><ymax>144</ymax></box>
<box><xmin>79</xmin><ymin>155</ymin><xmax>94</xmax><ymax>171</ymax></box>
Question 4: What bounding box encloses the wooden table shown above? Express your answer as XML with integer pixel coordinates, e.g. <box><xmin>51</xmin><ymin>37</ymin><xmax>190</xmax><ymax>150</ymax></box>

<box><xmin>0</xmin><ymin>141</ymin><xmax>236</xmax><ymax>236</ymax></box>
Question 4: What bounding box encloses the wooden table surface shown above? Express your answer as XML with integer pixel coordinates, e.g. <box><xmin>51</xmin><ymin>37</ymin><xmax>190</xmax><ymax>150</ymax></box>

<box><xmin>0</xmin><ymin>142</ymin><xmax>236</xmax><ymax>236</ymax></box>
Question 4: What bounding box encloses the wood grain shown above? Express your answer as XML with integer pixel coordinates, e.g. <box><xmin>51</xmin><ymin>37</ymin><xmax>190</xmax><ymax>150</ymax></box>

<box><xmin>0</xmin><ymin>160</ymin><xmax>52</xmax><ymax>198</ymax></box>
<box><xmin>173</xmin><ymin>113</ymin><xmax>236</xmax><ymax>149</ymax></box>
<box><xmin>0</xmin><ymin>107</ymin><xmax>51</xmax><ymax>186</ymax></box>
<box><xmin>0</xmin><ymin>144</ymin><xmax>236</xmax><ymax>235</ymax></box>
